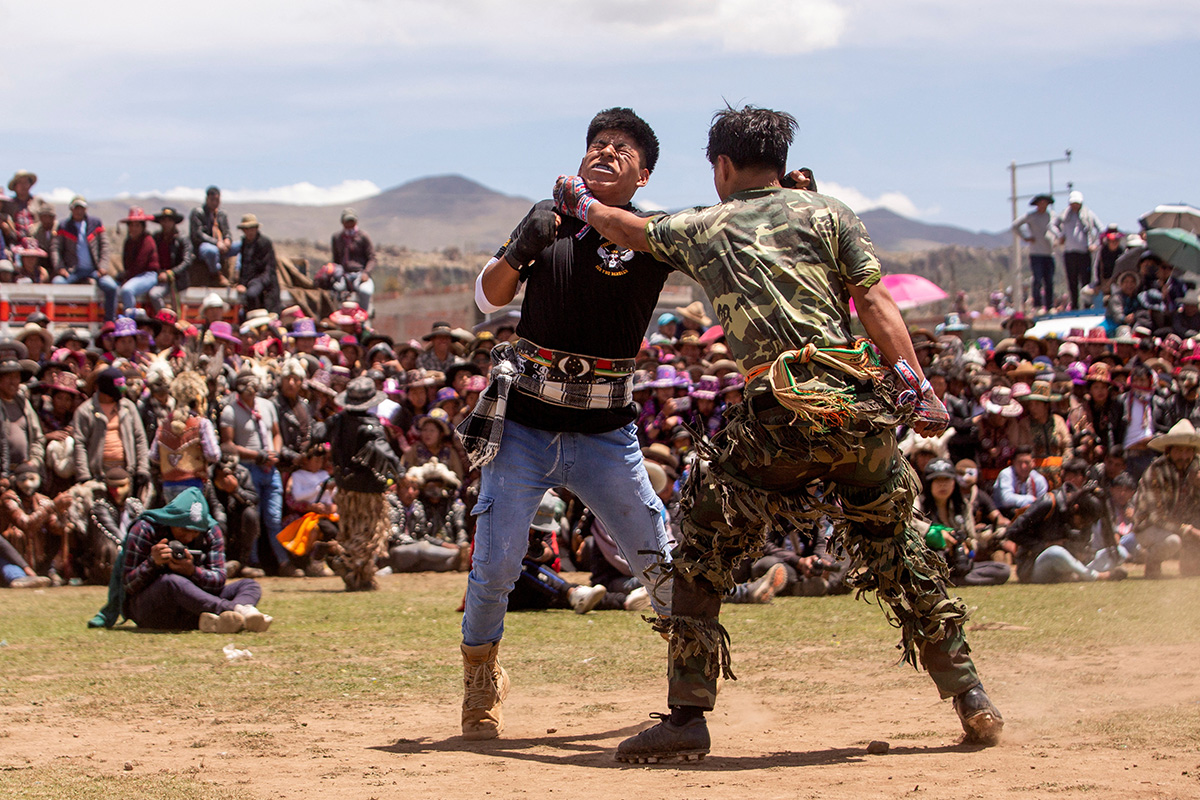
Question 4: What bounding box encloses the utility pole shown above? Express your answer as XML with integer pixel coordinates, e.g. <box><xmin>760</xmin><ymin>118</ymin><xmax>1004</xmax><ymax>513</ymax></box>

<box><xmin>1008</xmin><ymin>150</ymin><xmax>1072</xmax><ymax>314</ymax></box>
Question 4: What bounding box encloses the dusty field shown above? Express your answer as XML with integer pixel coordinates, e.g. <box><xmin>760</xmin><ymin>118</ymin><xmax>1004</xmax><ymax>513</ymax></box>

<box><xmin>3</xmin><ymin>572</ymin><xmax>1200</xmax><ymax>799</ymax></box>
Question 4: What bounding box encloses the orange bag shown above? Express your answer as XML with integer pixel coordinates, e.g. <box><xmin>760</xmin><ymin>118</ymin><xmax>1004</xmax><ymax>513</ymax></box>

<box><xmin>276</xmin><ymin>512</ymin><xmax>338</xmax><ymax>557</ymax></box>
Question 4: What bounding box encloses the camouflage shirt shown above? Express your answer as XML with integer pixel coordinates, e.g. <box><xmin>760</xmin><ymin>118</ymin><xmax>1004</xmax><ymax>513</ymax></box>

<box><xmin>644</xmin><ymin>187</ymin><xmax>882</xmax><ymax>392</ymax></box>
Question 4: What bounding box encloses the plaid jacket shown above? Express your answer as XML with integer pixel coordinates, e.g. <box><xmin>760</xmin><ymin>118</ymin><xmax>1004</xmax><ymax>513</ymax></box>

<box><xmin>122</xmin><ymin>519</ymin><xmax>226</xmax><ymax>600</ymax></box>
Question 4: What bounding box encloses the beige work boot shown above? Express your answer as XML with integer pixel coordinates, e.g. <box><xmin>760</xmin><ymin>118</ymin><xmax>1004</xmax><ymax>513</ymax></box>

<box><xmin>461</xmin><ymin>642</ymin><xmax>510</xmax><ymax>740</ymax></box>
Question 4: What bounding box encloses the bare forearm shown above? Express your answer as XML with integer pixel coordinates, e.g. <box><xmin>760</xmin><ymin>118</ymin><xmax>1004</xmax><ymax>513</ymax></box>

<box><xmin>849</xmin><ymin>282</ymin><xmax>925</xmax><ymax>380</ymax></box>
<box><xmin>479</xmin><ymin>256</ymin><xmax>521</xmax><ymax>308</ymax></box>
<box><xmin>585</xmin><ymin>203</ymin><xmax>652</xmax><ymax>253</ymax></box>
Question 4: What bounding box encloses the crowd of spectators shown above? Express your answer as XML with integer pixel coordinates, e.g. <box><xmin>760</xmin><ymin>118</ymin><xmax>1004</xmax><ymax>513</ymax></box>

<box><xmin>2</xmin><ymin>169</ymin><xmax>1197</xmax><ymax>625</ymax></box>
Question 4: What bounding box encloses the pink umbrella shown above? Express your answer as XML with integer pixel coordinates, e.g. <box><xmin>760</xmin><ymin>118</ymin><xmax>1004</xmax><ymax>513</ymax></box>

<box><xmin>849</xmin><ymin>273</ymin><xmax>947</xmax><ymax>316</ymax></box>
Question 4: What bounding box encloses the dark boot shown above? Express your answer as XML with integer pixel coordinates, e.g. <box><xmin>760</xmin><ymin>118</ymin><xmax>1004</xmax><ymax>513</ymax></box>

<box><xmin>953</xmin><ymin>683</ymin><xmax>1003</xmax><ymax>745</ymax></box>
<box><xmin>615</xmin><ymin>712</ymin><xmax>710</xmax><ymax>763</ymax></box>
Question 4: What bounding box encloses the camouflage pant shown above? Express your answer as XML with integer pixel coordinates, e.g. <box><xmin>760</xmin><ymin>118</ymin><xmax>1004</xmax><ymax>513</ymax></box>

<box><xmin>336</xmin><ymin>490</ymin><xmax>389</xmax><ymax>592</ymax></box>
<box><xmin>663</xmin><ymin>401</ymin><xmax>978</xmax><ymax>709</ymax></box>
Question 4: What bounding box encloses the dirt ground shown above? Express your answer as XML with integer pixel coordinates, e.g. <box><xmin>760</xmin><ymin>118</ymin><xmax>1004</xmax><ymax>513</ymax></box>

<box><xmin>6</xmin><ymin>636</ymin><xmax>1200</xmax><ymax>799</ymax></box>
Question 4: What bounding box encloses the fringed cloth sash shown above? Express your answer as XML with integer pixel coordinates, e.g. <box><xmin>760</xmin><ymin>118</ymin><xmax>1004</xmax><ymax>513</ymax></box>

<box><xmin>744</xmin><ymin>338</ymin><xmax>892</xmax><ymax>435</ymax></box>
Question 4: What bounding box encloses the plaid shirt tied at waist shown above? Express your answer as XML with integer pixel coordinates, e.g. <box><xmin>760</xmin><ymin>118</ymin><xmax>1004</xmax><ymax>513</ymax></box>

<box><xmin>455</xmin><ymin>339</ymin><xmax>636</xmax><ymax>470</ymax></box>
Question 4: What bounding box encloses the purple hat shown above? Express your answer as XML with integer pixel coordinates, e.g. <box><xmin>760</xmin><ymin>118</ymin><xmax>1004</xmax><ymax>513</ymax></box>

<box><xmin>649</xmin><ymin>365</ymin><xmax>682</xmax><ymax>388</ymax></box>
<box><xmin>690</xmin><ymin>375</ymin><xmax>720</xmax><ymax>400</ymax></box>
<box><xmin>109</xmin><ymin>316</ymin><xmax>138</xmax><ymax>340</ymax></box>
<box><xmin>435</xmin><ymin>387</ymin><xmax>460</xmax><ymax>404</ymax></box>
<box><xmin>1066</xmin><ymin>361</ymin><xmax>1089</xmax><ymax>386</ymax></box>
<box><xmin>383</xmin><ymin>377</ymin><xmax>405</xmax><ymax>397</ymax></box>
<box><xmin>719</xmin><ymin>373</ymin><xmax>746</xmax><ymax>395</ymax></box>
<box><xmin>208</xmin><ymin>320</ymin><xmax>242</xmax><ymax>346</ymax></box>
<box><xmin>290</xmin><ymin>318</ymin><xmax>318</xmax><ymax>338</ymax></box>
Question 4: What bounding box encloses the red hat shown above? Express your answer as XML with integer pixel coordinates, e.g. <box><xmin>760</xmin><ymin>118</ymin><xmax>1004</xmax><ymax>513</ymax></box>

<box><xmin>698</xmin><ymin>325</ymin><xmax>725</xmax><ymax>345</ymax></box>
<box><xmin>1084</xmin><ymin>328</ymin><xmax>1109</xmax><ymax>344</ymax></box>
<box><xmin>121</xmin><ymin>206</ymin><xmax>156</xmax><ymax>223</ymax></box>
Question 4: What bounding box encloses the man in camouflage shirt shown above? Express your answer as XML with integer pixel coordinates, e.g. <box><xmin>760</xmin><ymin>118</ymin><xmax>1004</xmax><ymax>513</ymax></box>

<box><xmin>555</xmin><ymin>106</ymin><xmax>1002</xmax><ymax>762</ymax></box>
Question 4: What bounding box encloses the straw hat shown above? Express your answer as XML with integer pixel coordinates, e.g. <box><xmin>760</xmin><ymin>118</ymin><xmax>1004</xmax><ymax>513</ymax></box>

<box><xmin>1149</xmin><ymin>419</ymin><xmax>1200</xmax><ymax>452</ymax></box>
<box><xmin>236</xmin><ymin>214</ymin><xmax>260</xmax><ymax>229</ymax></box>
<box><xmin>673</xmin><ymin>301</ymin><xmax>712</xmax><ymax>328</ymax></box>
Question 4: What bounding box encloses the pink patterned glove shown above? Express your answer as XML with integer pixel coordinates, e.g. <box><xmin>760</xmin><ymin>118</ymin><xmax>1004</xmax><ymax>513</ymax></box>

<box><xmin>554</xmin><ymin>175</ymin><xmax>596</xmax><ymax>223</ymax></box>
<box><xmin>894</xmin><ymin>358</ymin><xmax>949</xmax><ymax>434</ymax></box>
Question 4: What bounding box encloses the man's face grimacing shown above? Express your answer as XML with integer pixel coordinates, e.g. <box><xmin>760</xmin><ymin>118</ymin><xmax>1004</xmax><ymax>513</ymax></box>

<box><xmin>578</xmin><ymin>128</ymin><xmax>648</xmax><ymax>206</ymax></box>
<box><xmin>1013</xmin><ymin>453</ymin><xmax>1034</xmax><ymax>481</ymax></box>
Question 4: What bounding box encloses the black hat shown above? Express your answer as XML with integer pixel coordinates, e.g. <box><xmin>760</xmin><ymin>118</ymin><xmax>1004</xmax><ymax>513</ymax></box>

<box><xmin>1030</xmin><ymin>194</ymin><xmax>1054</xmax><ymax>206</ymax></box>
<box><xmin>336</xmin><ymin>376</ymin><xmax>386</xmax><ymax>411</ymax></box>
<box><xmin>422</xmin><ymin>321</ymin><xmax>455</xmax><ymax>342</ymax></box>
<box><xmin>155</xmin><ymin>206</ymin><xmax>185</xmax><ymax>224</ymax></box>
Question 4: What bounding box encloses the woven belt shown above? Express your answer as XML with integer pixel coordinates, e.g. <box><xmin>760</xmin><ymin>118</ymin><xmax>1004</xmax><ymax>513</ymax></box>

<box><xmin>513</xmin><ymin>338</ymin><xmax>636</xmax><ymax>385</ymax></box>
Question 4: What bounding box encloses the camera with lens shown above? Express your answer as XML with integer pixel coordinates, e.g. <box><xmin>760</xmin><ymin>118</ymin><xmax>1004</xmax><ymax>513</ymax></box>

<box><xmin>168</xmin><ymin>540</ymin><xmax>202</xmax><ymax>561</ymax></box>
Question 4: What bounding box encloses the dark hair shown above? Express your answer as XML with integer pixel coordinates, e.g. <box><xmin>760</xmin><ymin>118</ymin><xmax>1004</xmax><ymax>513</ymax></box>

<box><xmin>205</xmin><ymin>185</ymin><xmax>220</xmax><ymax>196</ymax></box>
<box><xmin>1111</xmin><ymin>473</ymin><xmax>1137</xmax><ymax>490</ymax></box>
<box><xmin>706</xmin><ymin>105</ymin><xmax>797</xmax><ymax>172</ymax></box>
<box><xmin>1066</xmin><ymin>487</ymin><xmax>1105</xmax><ymax>525</ymax></box>
<box><xmin>1013</xmin><ymin>445</ymin><xmax>1034</xmax><ymax>458</ymax></box>
<box><xmin>586</xmin><ymin>108</ymin><xmax>659</xmax><ymax>173</ymax></box>
<box><xmin>1063</xmin><ymin>457</ymin><xmax>1089</xmax><ymax>476</ymax></box>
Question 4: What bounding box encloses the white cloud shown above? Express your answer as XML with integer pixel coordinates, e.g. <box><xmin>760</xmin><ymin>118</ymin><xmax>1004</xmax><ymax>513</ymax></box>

<box><xmin>2</xmin><ymin>0</ymin><xmax>848</xmax><ymax>71</ymax></box>
<box><xmin>819</xmin><ymin>181</ymin><xmax>922</xmax><ymax>218</ymax></box>
<box><xmin>42</xmin><ymin>187</ymin><xmax>82</xmax><ymax>205</ymax></box>
<box><xmin>114</xmin><ymin>180</ymin><xmax>381</xmax><ymax>207</ymax></box>
<box><xmin>844</xmin><ymin>0</ymin><xmax>1200</xmax><ymax>53</ymax></box>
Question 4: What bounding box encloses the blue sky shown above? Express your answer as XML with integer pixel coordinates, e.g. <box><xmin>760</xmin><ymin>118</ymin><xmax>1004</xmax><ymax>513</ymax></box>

<box><xmin>2</xmin><ymin>0</ymin><xmax>1196</xmax><ymax>235</ymax></box>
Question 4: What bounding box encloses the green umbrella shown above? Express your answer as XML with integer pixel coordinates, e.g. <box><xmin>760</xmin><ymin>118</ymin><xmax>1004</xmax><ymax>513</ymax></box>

<box><xmin>1145</xmin><ymin>227</ymin><xmax>1200</xmax><ymax>273</ymax></box>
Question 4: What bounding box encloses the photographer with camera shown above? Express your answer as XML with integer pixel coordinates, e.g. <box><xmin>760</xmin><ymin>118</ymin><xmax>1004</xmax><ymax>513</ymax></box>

<box><xmin>122</xmin><ymin>487</ymin><xmax>271</xmax><ymax>633</ymax></box>
<box><xmin>1002</xmin><ymin>479</ymin><xmax>1127</xmax><ymax>584</ymax></box>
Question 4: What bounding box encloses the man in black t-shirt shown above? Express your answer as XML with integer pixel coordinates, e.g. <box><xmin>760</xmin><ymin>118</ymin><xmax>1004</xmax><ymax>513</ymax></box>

<box><xmin>458</xmin><ymin>108</ymin><xmax>673</xmax><ymax>741</ymax></box>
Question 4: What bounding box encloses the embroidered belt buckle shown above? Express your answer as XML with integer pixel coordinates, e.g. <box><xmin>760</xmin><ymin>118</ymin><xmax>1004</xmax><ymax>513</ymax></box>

<box><xmin>514</xmin><ymin>339</ymin><xmax>634</xmax><ymax>385</ymax></box>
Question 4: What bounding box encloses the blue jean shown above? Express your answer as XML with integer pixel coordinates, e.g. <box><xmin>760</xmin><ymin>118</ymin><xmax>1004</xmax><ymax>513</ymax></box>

<box><xmin>54</xmin><ymin>267</ymin><xmax>119</xmax><ymax>320</ymax></box>
<box><xmin>1030</xmin><ymin>254</ymin><xmax>1054</xmax><ymax>309</ymax></box>
<box><xmin>462</xmin><ymin>419</ymin><xmax>672</xmax><ymax>646</ymax></box>
<box><xmin>197</xmin><ymin>241</ymin><xmax>242</xmax><ymax>277</ymax></box>
<box><xmin>1030</xmin><ymin>544</ymin><xmax>1127</xmax><ymax>583</ymax></box>
<box><xmin>2</xmin><ymin>563</ymin><xmax>25</xmax><ymax>584</ymax></box>
<box><xmin>245</xmin><ymin>463</ymin><xmax>286</xmax><ymax>567</ymax></box>
<box><xmin>119</xmin><ymin>271</ymin><xmax>160</xmax><ymax>313</ymax></box>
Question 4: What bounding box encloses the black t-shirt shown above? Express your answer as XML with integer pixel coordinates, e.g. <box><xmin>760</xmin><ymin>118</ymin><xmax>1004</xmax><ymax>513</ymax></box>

<box><xmin>496</xmin><ymin>200</ymin><xmax>672</xmax><ymax>433</ymax></box>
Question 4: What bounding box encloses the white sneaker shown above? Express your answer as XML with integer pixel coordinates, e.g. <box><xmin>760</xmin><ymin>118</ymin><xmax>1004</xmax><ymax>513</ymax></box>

<box><xmin>234</xmin><ymin>604</ymin><xmax>273</xmax><ymax>632</ymax></box>
<box><xmin>568</xmin><ymin>584</ymin><xmax>606</xmax><ymax>614</ymax></box>
<box><xmin>199</xmin><ymin>610</ymin><xmax>245</xmax><ymax>634</ymax></box>
<box><xmin>624</xmin><ymin>586</ymin><xmax>652</xmax><ymax>612</ymax></box>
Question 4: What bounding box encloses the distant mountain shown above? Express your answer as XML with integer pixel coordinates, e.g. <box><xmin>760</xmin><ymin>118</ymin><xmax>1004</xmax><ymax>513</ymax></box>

<box><xmin>81</xmin><ymin>175</ymin><xmax>534</xmax><ymax>254</ymax></box>
<box><xmin>859</xmin><ymin>208</ymin><xmax>1010</xmax><ymax>253</ymax></box>
<box><xmin>74</xmin><ymin>177</ymin><xmax>1009</xmax><ymax>256</ymax></box>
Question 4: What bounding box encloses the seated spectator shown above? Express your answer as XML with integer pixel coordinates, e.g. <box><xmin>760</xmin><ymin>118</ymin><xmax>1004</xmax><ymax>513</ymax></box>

<box><xmin>401</xmin><ymin>409</ymin><xmax>465</xmax><ymax>481</ymax></box>
<box><xmin>0</xmin><ymin>462</ymin><xmax>67</xmax><ymax>584</ymax></box>
<box><xmin>506</xmin><ymin>491</ymin><xmax>607</xmax><ymax>615</ymax></box>
<box><xmin>53</xmin><ymin>196</ymin><xmax>119</xmax><ymax>321</ymax></box>
<box><xmin>150</xmin><ymin>207</ymin><xmax>194</xmax><ymax>313</ymax></box>
<box><xmin>209</xmin><ymin>454</ymin><xmax>262</xmax><ymax>579</ymax></box>
<box><xmin>1134</xmin><ymin>420</ymin><xmax>1200</xmax><ymax>578</ymax></box>
<box><xmin>189</xmin><ymin>186</ymin><xmax>233</xmax><ymax>286</ymax></box>
<box><xmin>329</xmin><ymin>208</ymin><xmax>377</xmax><ymax>311</ymax></box>
<box><xmin>116</xmin><ymin>207</ymin><xmax>161</xmax><ymax>314</ymax></box>
<box><xmin>282</xmin><ymin>443</ymin><xmax>337</xmax><ymax>577</ymax></box>
<box><xmin>386</xmin><ymin>470</ymin><xmax>461</xmax><ymax>573</ymax></box>
<box><xmin>0</xmin><ymin>533</ymin><xmax>50</xmax><ymax>588</ymax></box>
<box><xmin>83</xmin><ymin>467</ymin><xmax>144</xmax><ymax>586</ymax></box>
<box><xmin>235</xmin><ymin>215</ymin><xmax>280</xmax><ymax>314</ymax></box>
<box><xmin>122</xmin><ymin>488</ymin><xmax>271</xmax><ymax>632</ymax></box>
<box><xmin>73</xmin><ymin>367</ymin><xmax>150</xmax><ymax>498</ymax></box>
<box><xmin>993</xmin><ymin>445</ymin><xmax>1048</xmax><ymax>519</ymax></box>
<box><xmin>918</xmin><ymin>459</ymin><xmax>1010</xmax><ymax>586</ymax></box>
<box><xmin>1003</xmin><ymin>482</ymin><xmax>1126</xmax><ymax>584</ymax></box>
<box><xmin>410</xmin><ymin>458</ymin><xmax>468</xmax><ymax>551</ymax></box>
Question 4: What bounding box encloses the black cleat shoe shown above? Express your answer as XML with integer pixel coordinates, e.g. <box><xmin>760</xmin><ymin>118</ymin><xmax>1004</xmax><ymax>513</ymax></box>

<box><xmin>953</xmin><ymin>683</ymin><xmax>1004</xmax><ymax>745</ymax></box>
<box><xmin>615</xmin><ymin>713</ymin><xmax>710</xmax><ymax>764</ymax></box>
